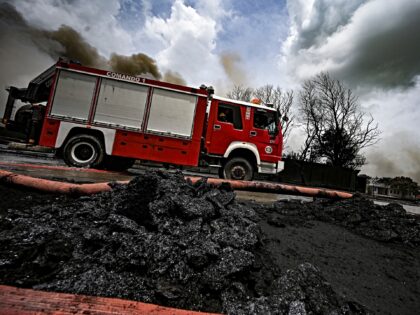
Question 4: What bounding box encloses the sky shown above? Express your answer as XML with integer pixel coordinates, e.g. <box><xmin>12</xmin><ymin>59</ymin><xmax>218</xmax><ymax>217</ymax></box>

<box><xmin>0</xmin><ymin>0</ymin><xmax>419</xmax><ymax>182</ymax></box>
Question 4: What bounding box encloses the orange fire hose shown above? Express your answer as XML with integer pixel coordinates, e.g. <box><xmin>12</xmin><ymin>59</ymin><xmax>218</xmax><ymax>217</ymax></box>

<box><xmin>196</xmin><ymin>177</ymin><xmax>353</xmax><ymax>199</ymax></box>
<box><xmin>0</xmin><ymin>285</ymin><xmax>220</xmax><ymax>315</ymax></box>
<box><xmin>0</xmin><ymin>169</ymin><xmax>353</xmax><ymax>199</ymax></box>
<box><xmin>0</xmin><ymin>170</ymin><xmax>119</xmax><ymax>195</ymax></box>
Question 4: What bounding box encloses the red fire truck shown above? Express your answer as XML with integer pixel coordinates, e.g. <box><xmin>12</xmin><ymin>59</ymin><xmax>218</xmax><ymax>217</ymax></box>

<box><xmin>2</xmin><ymin>60</ymin><xmax>284</xmax><ymax>180</ymax></box>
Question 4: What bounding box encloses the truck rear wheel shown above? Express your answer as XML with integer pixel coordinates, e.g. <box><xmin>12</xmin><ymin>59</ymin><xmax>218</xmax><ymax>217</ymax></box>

<box><xmin>223</xmin><ymin>157</ymin><xmax>254</xmax><ymax>181</ymax></box>
<box><xmin>63</xmin><ymin>134</ymin><xmax>104</xmax><ymax>168</ymax></box>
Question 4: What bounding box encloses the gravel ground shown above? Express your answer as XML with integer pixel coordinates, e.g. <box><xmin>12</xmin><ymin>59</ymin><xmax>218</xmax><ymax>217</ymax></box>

<box><xmin>0</xmin><ymin>171</ymin><xmax>419</xmax><ymax>314</ymax></box>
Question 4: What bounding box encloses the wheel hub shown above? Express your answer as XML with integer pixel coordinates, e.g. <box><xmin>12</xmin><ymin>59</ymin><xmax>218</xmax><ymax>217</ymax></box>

<box><xmin>71</xmin><ymin>142</ymin><xmax>95</xmax><ymax>164</ymax></box>
<box><xmin>231</xmin><ymin>165</ymin><xmax>246</xmax><ymax>180</ymax></box>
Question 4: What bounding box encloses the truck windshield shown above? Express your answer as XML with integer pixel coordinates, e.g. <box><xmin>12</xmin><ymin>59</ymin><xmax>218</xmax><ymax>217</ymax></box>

<box><xmin>253</xmin><ymin>109</ymin><xmax>278</xmax><ymax>133</ymax></box>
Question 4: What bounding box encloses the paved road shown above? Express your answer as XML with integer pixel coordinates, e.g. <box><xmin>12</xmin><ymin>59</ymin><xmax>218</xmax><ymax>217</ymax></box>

<box><xmin>1</xmin><ymin>145</ymin><xmax>419</xmax><ymax>215</ymax></box>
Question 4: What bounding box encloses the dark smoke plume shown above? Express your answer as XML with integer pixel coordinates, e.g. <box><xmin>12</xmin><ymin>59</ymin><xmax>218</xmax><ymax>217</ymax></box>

<box><xmin>0</xmin><ymin>1</ymin><xmax>25</xmax><ymax>25</ymax></box>
<box><xmin>0</xmin><ymin>3</ymin><xmax>171</xmax><ymax>80</ymax></box>
<box><xmin>0</xmin><ymin>2</ymin><xmax>54</xmax><ymax>112</ymax></box>
<box><xmin>109</xmin><ymin>53</ymin><xmax>161</xmax><ymax>79</ymax></box>
<box><xmin>0</xmin><ymin>2</ymin><xmax>189</xmax><ymax>117</ymax></box>
<box><xmin>43</xmin><ymin>26</ymin><xmax>107</xmax><ymax>68</ymax></box>
<box><xmin>0</xmin><ymin>3</ymin><xmax>106</xmax><ymax>69</ymax></box>
<box><xmin>42</xmin><ymin>28</ymin><xmax>162</xmax><ymax>79</ymax></box>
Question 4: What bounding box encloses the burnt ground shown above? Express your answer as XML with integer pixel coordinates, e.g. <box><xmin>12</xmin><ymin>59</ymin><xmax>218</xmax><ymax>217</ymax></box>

<box><xmin>0</xmin><ymin>171</ymin><xmax>419</xmax><ymax>314</ymax></box>
<box><xmin>258</xmin><ymin>220</ymin><xmax>419</xmax><ymax>315</ymax></box>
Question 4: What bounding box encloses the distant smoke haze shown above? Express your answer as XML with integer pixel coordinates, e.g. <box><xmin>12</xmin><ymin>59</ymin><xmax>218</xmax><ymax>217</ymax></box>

<box><xmin>363</xmin><ymin>131</ymin><xmax>420</xmax><ymax>183</ymax></box>
<box><xmin>162</xmin><ymin>70</ymin><xmax>187</xmax><ymax>86</ymax></box>
<box><xmin>220</xmin><ymin>52</ymin><xmax>248</xmax><ymax>86</ymax></box>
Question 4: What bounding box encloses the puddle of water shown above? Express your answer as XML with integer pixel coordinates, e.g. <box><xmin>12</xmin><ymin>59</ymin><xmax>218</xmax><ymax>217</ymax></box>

<box><xmin>236</xmin><ymin>191</ymin><xmax>313</xmax><ymax>203</ymax></box>
<box><xmin>374</xmin><ymin>200</ymin><xmax>420</xmax><ymax>215</ymax></box>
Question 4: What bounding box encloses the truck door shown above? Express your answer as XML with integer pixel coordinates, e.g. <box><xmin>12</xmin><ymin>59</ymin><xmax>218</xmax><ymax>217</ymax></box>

<box><xmin>206</xmin><ymin>101</ymin><xmax>245</xmax><ymax>155</ymax></box>
<box><xmin>249</xmin><ymin>108</ymin><xmax>281</xmax><ymax>161</ymax></box>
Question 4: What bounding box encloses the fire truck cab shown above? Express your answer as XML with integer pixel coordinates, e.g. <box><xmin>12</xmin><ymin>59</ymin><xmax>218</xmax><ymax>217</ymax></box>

<box><xmin>1</xmin><ymin>60</ymin><xmax>284</xmax><ymax>180</ymax></box>
<box><xmin>205</xmin><ymin>96</ymin><xmax>283</xmax><ymax>180</ymax></box>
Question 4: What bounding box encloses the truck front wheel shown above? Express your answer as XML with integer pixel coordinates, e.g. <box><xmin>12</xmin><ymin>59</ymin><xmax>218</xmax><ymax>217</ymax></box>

<box><xmin>223</xmin><ymin>157</ymin><xmax>254</xmax><ymax>181</ymax></box>
<box><xmin>63</xmin><ymin>134</ymin><xmax>104</xmax><ymax>168</ymax></box>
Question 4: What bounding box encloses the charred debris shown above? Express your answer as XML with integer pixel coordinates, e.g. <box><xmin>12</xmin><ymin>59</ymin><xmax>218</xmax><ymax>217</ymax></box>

<box><xmin>1</xmin><ymin>171</ymin><xmax>419</xmax><ymax>314</ymax></box>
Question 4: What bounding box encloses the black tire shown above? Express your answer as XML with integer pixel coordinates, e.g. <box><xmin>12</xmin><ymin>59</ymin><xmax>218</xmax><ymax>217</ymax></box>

<box><xmin>63</xmin><ymin>134</ymin><xmax>104</xmax><ymax>168</ymax></box>
<box><xmin>223</xmin><ymin>157</ymin><xmax>254</xmax><ymax>181</ymax></box>
<box><xmin>103</xmin><ymin>156</ymin><xmax>135</xmax><ymax>171</ymax></box>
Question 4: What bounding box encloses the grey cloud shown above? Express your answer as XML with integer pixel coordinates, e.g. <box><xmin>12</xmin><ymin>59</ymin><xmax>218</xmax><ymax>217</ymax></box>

<box><xmin>287</xmin><ymin>0</ymin><xmax>366</xmax><ymax>51</ymax></box>
<box><xmin>284</xmin><ymin>0</ymin><xmax>420</xmax><ymax>182</ymax></box>
<box><xmin>285</xmin><ymin>0</ymin><xmax>420</xmax><ymax>90</ymax></box>
<box><xmin>333</xmin><ymin>4</ymin><xmax>420</xmax><ymax>89</ymax></box>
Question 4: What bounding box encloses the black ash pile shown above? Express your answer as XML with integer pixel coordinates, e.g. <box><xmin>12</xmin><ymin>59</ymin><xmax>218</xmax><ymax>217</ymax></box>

<box><xmin>0</xmin><ymin>171</ymin><xmax>369</xmax><ymax>314</ymax></box>
<box><xmin>261</xmin><ymin>196</ymin><xmax>420</xmax><ymax>246</ymax></box>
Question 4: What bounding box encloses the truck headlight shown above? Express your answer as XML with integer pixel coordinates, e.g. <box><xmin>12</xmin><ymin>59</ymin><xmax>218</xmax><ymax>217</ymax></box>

<box><xmin>265</xmin><ymin>146</ymin><xmax>273</xmax><ymax>154</ymax></box>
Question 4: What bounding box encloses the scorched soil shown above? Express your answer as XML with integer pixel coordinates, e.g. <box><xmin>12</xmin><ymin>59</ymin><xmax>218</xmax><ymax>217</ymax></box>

<box><xmin>0</xmin><ymin>171</ymin><xmax>419</xmax><ymax>314</ymax></box>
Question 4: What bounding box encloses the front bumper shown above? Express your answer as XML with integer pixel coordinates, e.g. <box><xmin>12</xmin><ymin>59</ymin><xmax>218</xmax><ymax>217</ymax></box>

<box><xmin>258</xmin><ymin>160</ymin><xmax>284</xmax><ymax>174</ymax></box>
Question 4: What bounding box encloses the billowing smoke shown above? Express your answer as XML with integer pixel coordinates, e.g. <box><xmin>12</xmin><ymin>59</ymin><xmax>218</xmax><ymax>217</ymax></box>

<box><xmin>0</xmin><ymin>3</ymin><xmax>106</xmax><ymax>69</ymax></box>
<box><xmin>220</xmin><ymin>52</ymin><xmax>247</xmax><ymax>86</ymax></box>
<box><xmin>0</xmin><ymin>2</ymin><xmax>186</xmax><ymax>116</ymax></box>
<box><xmin>42</xmin><ymin>27</ymin><xmax>161</xmax><ymax>79</ymax></box>
<box><xmin>109</xmin><ymin>53</ymin><xmax>161</xmax><ymax>79</ymax></box>
<box><xmin>43</xmin><ymin>26</ymin><xmax>107</xmax><ymax>69</ymax></box>
<box><xmin>0</xmin><ymin>2</ymin><xmax>55</xmax><ymax>114</ymax></box>
<box><xmin>162</xmin><ymin>70</ymin><xmax>187</xmax><ymax>85</ymax></box>
<box><xmin>0</xmin><ymin>1</ymin><xmax>24</xmax><ymax>26</ymax></box>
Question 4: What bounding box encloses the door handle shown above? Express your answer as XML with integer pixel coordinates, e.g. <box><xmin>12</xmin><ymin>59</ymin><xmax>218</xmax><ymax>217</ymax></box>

<box><xmin>214</xmin><ymin>124</ymin><xmax>221</xmax><ymax>130</ymax></box>
<box><xmin>250</xmin><ymin>130</ymin><xmax>257</xmax><ymax>137</ymax></box>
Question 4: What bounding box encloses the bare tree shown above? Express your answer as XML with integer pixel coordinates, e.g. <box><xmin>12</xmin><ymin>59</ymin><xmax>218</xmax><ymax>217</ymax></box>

<box><xmin>226</xmin><ymin>85</ymin><xmax>253</xmax><ymax>102</ymax></box>
<box><xmin>298</xmin><ymin>72</ymin><xmax>380</xmax><ymax>168</ymax></box>
<box><xmin>297</xmin><ymin>79</ymin><xmax>320</xmax><ymax>162</ymax></box>
<box><xmin>226</xmin><ymin>84</ymin><xmax>295</xmax><ymax>144</ymax></box>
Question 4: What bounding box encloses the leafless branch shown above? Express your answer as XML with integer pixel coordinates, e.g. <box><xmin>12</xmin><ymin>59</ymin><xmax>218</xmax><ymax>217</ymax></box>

<box><xmin>226</xmin><ymin>85</ymin><xmax>253</xmax><ymax>102</ymax></box>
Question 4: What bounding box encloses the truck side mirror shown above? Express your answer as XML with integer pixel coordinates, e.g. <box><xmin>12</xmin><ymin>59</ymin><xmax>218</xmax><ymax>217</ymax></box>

<box><xmin>269</xmin><ymin>125</ymin><xmax>279</xmax><ymax>137</ymax></box>
<box><xmin>282</xmin><ymin>115</ymin><xmax>289</xmax><ymax>122</ymax></box>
